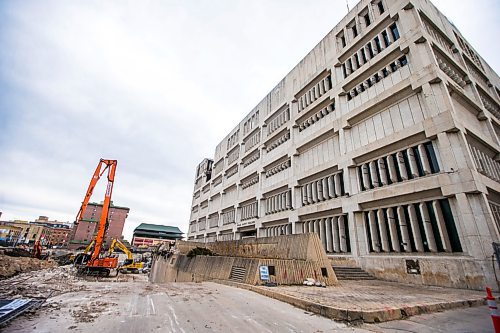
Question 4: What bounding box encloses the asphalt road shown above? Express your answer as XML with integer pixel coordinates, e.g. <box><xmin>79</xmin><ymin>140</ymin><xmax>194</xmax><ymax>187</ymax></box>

<box><xmin>3</xmin><ymin>274</ymin><xmax>494</xmax><ymax>333</ymax></box>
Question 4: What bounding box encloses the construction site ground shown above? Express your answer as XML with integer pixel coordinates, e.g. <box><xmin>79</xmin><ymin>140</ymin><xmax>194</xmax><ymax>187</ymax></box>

<box><xmin>1</xmin><ymin>265</ymin><xmax>494</xmax><ymax>332</ymax></box>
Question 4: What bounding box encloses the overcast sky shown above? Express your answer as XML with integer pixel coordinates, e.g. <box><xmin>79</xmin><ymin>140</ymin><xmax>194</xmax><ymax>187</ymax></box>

<box><xmin>0</xmin><ymin>0</ymin><xmax>499</xmax><ymax>241</ymax></box>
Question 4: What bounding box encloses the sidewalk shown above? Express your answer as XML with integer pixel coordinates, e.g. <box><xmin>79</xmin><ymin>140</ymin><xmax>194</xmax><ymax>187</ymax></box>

<box><xmin>217</xmin><ymin>279</ymin><xmax>488</xmax><ymax>324</ymax></box>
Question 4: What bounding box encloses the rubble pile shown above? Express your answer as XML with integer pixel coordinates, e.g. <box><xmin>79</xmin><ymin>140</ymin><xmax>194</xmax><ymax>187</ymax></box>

<box><xmin>0</xmin><ymin>265</ymin><xmax>87</xmax><ymax>299</ymax></box>
<box><xmin>0</xmin><ymin>254</ymin><xmax>57</xmax><ymax>280</ymax></box>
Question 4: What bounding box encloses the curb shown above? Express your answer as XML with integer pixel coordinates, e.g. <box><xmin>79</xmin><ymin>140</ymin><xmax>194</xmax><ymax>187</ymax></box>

<box><xmin>214</xmin><ymin>280</ymin><xmax>486</xmax><ymax>324</ymax></box>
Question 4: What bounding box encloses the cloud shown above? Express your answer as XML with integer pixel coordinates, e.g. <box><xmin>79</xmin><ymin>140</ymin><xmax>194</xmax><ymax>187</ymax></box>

<box><xmin>0</xmin><ymin>0</ymin><xmax>498</xmax><ymax>241</ymax></box>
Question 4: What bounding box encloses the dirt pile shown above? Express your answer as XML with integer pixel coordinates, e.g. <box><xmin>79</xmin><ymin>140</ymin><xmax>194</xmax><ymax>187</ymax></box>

<box><xmin>0</xmin><ymin>254</ymin><xmax>57</xmax><ymax>280</ymax></box>
<box><xmin>0</xmin><ymin>265</ymin><xmax>87</xmax><ymax>299</ymax></box>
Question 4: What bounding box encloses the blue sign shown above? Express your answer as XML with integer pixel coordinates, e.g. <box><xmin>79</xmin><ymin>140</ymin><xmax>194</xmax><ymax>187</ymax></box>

<box><xmin>259</xmin><ymin>265</ymin><xmax>269</xmax><ymax>281</ymax></box>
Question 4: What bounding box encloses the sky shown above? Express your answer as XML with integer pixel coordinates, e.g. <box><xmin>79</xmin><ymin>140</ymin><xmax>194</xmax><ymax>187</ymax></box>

<box><xmin>0</xmin><ymin>0</ymin><xmax>499</xmax><ymax>242</ymax></box>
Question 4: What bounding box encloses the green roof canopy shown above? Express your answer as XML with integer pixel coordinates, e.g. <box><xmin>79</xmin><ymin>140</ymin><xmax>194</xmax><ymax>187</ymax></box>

<box><xmin>133</xmin><ymin>223</ymin><xmax>183</xmax><ymax>235</ymax></box>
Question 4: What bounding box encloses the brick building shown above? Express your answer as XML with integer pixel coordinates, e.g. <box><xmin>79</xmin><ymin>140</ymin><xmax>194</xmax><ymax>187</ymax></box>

<box><xmin>188</xmin><ymin>0</ymin><xmax>500</xmax><ymax>291</ymax></box>
<box><xmin>70</xmin><ymin>202</ymin><xmax>129</xmax><ymax>249</ymax></box>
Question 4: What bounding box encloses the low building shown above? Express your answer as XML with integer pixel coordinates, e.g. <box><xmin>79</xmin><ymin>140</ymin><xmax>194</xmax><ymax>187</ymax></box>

<box><xmin>70</xmin><ymin>201</ymin><xmax>130</xmax><ymax>249</ymax></box>
<box><xmin>132</xmin><ymin>223</ymin><xmax>183</xmax><ymax>248</ymax></box>
<box><xmin>0</xmin><ymin>222</ymin><xmax>22</xmax><ymax>245</ymax></box>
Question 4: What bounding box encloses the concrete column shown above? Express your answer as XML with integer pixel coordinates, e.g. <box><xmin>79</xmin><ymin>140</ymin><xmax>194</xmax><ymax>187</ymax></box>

<box><xmin>368</xmin><ymin>211</ymin><xmax>380</xmax><ymax>252</ymax></box>
<box><xmin>362</xmin><ymin>164</ymin><xmax>371</xmax><ymax>189</ymax></box>
<box><xmin>314</xmin><ymin>219</ymin><xmax>320</xmax><ymax>235</ymax></box>
<box><xmin>419</xmin><ymin>203</ymin><xmax>437</xmax><ymax>252</ymax></box>
<box><xmin>370</xmin><ymin>160</ymin><xmax>379</xmax><ymax>187</ymax></box>
<box><xmin>325</xmin><ymin>217</ymin><xmax>333</xmax><ymax>253</ymax></box>
<box><xmin>377</xmin><ymin>209</ymin><xmax>390</xmax><ymax>252</ymax></box>
<box><xmin>319</xmin><ymin>218</ymin><xmax>327</xmax><ymax>250</ymax></box>
<box><xmin>277</xmin><ymin>194</ymin><xmax>282</xmax><ymax>212</ymax></box>
<box><xmin>387</xmin><ymin>155</ymin><xmax>398</xmax><ymax>183</ymax></box>
<box><xmin>319</xmin><ymin>80</ymin><xmax>325</xmax><ymax>96</ymax></box>
<box><xmin>286</xmin><ymin>190</ymin><xmax>291</xmax><ymax>209</ymax></box>
<box><xmin>339</xmin><ymin>215</ymin><xmax>347</xmax><ymax>252</ymax></box>
<box><xmin>408</xmin><ymin>204</ymin><xmax>424</xmax><ymax>252</ymax></box>
<box><xmin>387</xmin><ymin>208</ymin><xmax>401</xmax><ymax>252</ymax></box>
<box><xmin>334</xmin><ymin>173</ymin><xmax>342</xmax><ymax>196</ymax></box>
<box><xmin>385</xmin><ymin>27</ymin><xmax>394</xmax><ymax>44</ymax></box>
<box><xmin>332</xmin><ymin>216</ymin><xmax>340</xmax><ymax>253</ymax></box>
<box><xmin>378</xmin><ymin>158</ymin><xmax>388</xmax><ymax>185</ymax></box>
<box><xmin>396</xmin><ymin>206</ymin><xmax>411</xmax><ymax>252</ymax></box>
<box><xmin>407</xmin><ymin>148</ymin><xmax>419</xmax><ymax>178</ymax></box>
<box><xmin>328</xmin><ymin>176</ymin><xmax>335</xmax><ymax>198</ymax></box>
<box><xmin>312</xmin><ymin>181</ymin><xmax>318</xmax><ymax>203</ymax></box>
<box><xmin>322</xmin><ymin>177</ymin><xmax>329</xmax><ymax>200</ymax></box>
<box><xmin>324</xmin><ymin>75</ymin><xmax>332</xmax><ymax>90</ymax></box>
<box><xmin>317</xmin><ymin>180</ymin><xmax>324</xmax><ymax>202</ymax></box>
<box><xmin>396</xmin><ymin>151</ymin><xmax>408</xmax><ymax>180</ymax></box>
<box><xmin>377</xmin><ymin>33</ymin><xmax>386</xmax><ymax>49</ymax></box>
<box><xmin>306</xmin><ymin>183</ymin><xmax>313</xmax><ymax>204</ymax></box>
<box><xmin>305</xmin><ymin>91</ymin><xmax>311</xmax><ymax>106</ymax></box>
<box><xmin>417</xmin><ymin>144</ymin><xmax>432</xmax><ymax>175</ymax></box>
<box><xmin>371</xmin><ymin>39</ymin><xmax>379</xmax><ymax>56</ymax></box>
<box><xmin>432</xmin><ymin>200</ymin><xmax>452</xmax><ymax>252</ymax></box>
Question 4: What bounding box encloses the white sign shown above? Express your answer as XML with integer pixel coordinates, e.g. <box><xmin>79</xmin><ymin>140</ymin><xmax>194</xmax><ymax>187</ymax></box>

<box><xmin>259</xmin><ymin>265</ymin><xmax>269</xmax><ymax>281</ymax></box>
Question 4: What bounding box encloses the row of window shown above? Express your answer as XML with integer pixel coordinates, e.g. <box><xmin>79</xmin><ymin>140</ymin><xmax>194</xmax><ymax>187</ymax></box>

<box><xmin>265</xmin><ymin>189</ymin><xmax>292</xmax><ymax>215</ymax></box>
<box><xmin>346</xmin><ymin>55</ymin><xmax>408</xmax><ymax>101</ymax></box>
<box><xmin>297</xmin><ymin>74</ymin><xmax>332</xmax><ymax>112</ymax></box>
<box><xmin>365</xmin><ymin>199</ymin><xmax>462</xmax><ymax>253</ymax></box>
<box><xmin>358</xmin><ymin>142</ymin><xmax>439</xmax><ymax>191</ymax></box>
<box><xmin>298</xmin><ymin>101</ymin><xmax>335</xmax><ymax>132</ymax></box>
<box><xmin>301</xmin><ymin>171</ymin><xmax>344</xmax><ymax>206</ymax></box>
<box><xmin>241</xmin><ymin>201</ymin><xmax>259</xmax><ymax>221</ymax></box>
<box><xmin>267</xmin><ymin>107</ymin><xmax>290</xmax><ymax>136</ymax></box>
<box><xmin>303</xmin><ymin>215</ymin><xmax>350</xmax><ymax>253</ymax></box>
<box><xmin>342</xmin><ymin>22</ymin><xmax>400</xmax><ymax>79</ymax></box>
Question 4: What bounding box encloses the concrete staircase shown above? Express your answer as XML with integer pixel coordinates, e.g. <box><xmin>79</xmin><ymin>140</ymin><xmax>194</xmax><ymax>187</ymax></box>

<box><xmin>332</xmin><ymin>265</ymin><xmax>375</xmax><ymax>280</ymax></box>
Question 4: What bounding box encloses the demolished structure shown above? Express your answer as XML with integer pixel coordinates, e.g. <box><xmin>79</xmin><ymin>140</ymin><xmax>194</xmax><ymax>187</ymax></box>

<box><xmin>188</xmin><ymin>0</ymin><xmax>500</xmax><ymax>290</ymax></box>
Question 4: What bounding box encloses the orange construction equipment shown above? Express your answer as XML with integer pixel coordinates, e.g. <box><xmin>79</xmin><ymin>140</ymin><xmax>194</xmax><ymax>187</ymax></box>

<box><xmin>73</xmin><ymin>159</ymin><xmax>119</xmax><ymax>276</ymax></box>
<box><xmin>32</xmin><ymin>241</ymin><xmax>42</xmax><ymax>259</ymax></box>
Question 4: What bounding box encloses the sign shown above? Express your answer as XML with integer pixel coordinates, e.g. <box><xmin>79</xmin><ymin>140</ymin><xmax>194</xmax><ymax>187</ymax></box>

<box><xmin>259</xmin><ymin>265</ymin><xmax>269</xmax><ymax>281</ymax></box>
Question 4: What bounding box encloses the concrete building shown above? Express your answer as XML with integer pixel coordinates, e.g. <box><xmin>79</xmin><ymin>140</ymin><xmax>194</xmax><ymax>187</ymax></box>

<box><xmin>188</xmin><ymin>0</ymin><xmax>500</xmax><ymax>290</ymax></box>
<box><xmin>132</xmin><ymin>223</ymin><xmax>183</xmax><ymax>248</ymax></box>
<box><xmin>70</xmin><ymin>201</ymin><xmax>129</xmax><ymax>249</ymax></box>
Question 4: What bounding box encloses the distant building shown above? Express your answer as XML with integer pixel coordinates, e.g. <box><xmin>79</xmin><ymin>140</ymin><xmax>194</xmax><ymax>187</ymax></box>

<box><xmin>132</xmin><ymin>223</ymin><xmax>183</xmax><ymax>248</ymax></box>
<box><xmin>0</xmin><ymin>221</ymin><xmax>22</xmax><ymax>245</ymax></box>
<box><xmin>70</xmin><ymin>201</ymin><xmax>130</xmax><ymax>249</ymax></box>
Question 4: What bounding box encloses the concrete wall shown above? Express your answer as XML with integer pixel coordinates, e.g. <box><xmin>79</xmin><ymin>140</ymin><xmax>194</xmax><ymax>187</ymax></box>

<box><xmin>151</xmin><ymin>234</ymin><xmax>337</xmax><ymax>285</ymax></box>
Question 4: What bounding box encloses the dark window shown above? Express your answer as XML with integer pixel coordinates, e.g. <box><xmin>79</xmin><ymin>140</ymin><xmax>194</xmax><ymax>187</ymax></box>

<box><xmin>366</xmin><ymin>79</ymin><xmax>372</xmax><ymax>87</ymax></box>
<box><xmin>361</xmin><ymin>48</ymin><xmax>367</xmax><ymax>63</ymax></box>
<box><xmin>347</xmin><ymin>58</ymin><xmax>353</xmax><ymax>72</ymax></box>
<box><xmin>399</xmin><ymin>55</ymin><xmax>408</xmax><ymax>66</ymax></box>
<box><xmin>268</xmin><ymin>265</ymin><xmax>276</xmax><ymax>276</ymax></box>
<box><xmin>321</xmin><ymin>267</ymin><xmax>328</xmax><ymax>277</ymax></box>
<box><xmin>439</xmin><ymin>199</ymin><xmax>462</xmax><ymax>252</ymax></box>
<box><xmin>390</xmin><ymin>23</ymin><xmax>400</xmax><ymax>41</ymax></box>
<box><xmin>358</xmin><ymin>166</ymin><xmax>366</xmax><ymax>190</ymax></box>
<box><xmin>381</xmin><ymin>30</ymin><xmax>390</xmax><ymax>47</ymax></box>
<box><xmin>424</xmin><ymin>142</ymin><xmax>440</xmax><ymax>173</ymax></box>
<box><xmin>374</xmin><ymin>73</ymin><xmax>381</xmax><ymax>82</ymax></box>
<box><xmin>342</xmin><ymin>63</ymin><xmax>347</xmax><ymax>78</ymax></box>
<box><xmin>374</xmin><ymin>37</ymin><xmax>382</xmax><ymax>52</ymax></box>
<box><xmin>352</xmin><ymin>25</ymin><xmax>358</xmax><ymax>38</ymax></box>
<box><xmin>359</xmin><ymin>84</ymin><xmax>365</xmax><ymax>92</ymax></box>
<box><xmin>367</xmin><ymin>43</ymin><xmax>374</xmax><ymax>58</ymax></box>
<box><xmin>341</xmin><ymin>35</ymin><xmax>346</xmax><ymax>48</ymax></box>
<box><xmin>390</xmin><ymin>62</ymin><xmax>397</xmax><ymax>72</ymax></box>
<box><xmin>364</xmin><ymin>13</ymin><xmax>371</xmax><ymax>26</ymax></box>
<box><xmin>354</xmin><ymin>54</ymin><xmax>360</xmax><ymax>68</ymax></box>
<box><xmin>377</xmin><ymin>1</ymin><xmax>385</xmax><ymax>14</ymax></box>
<box><xmin>365</xmin><ymin>213</ymin><xmax>373</xmax><ymax>252</ymax></box>
<box><xmin>347</xmin><ymin>94</ymin><xmax>352</xmax><ymax>101</ymax></box>
<box><xmin>382</xmin><ymin>68</ymin><xmax>389</xmax><ymax>77</ymax></box>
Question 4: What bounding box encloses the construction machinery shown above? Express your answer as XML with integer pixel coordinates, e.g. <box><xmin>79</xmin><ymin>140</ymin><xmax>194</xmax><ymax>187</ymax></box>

<box><xmin>108</xmin><ymin>239</ymin><xmax>144</xmax><ymax>273</ymax></box>
<box><xmin>73</xmin><ymin>159</ymin><xmax>119</xmax><ymax>277</ymax></box>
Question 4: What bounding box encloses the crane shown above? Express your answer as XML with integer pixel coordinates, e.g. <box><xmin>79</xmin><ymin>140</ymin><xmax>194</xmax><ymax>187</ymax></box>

<box><xmin>73</xmin><ymin>159</ymin><xmax>119</xmax><ymax>276</ymax></box>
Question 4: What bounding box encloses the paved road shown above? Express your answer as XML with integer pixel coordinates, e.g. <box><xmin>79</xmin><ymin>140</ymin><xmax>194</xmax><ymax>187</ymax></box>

<box><xmin>4</xmin><ymin>275</ymin><xmax>494</xmax><ymax>333</ymax></box>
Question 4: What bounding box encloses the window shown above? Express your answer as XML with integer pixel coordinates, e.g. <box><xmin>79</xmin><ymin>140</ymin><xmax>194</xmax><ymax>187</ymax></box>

<box><xmin>342</xmin><ymin>63</ymin><xmax>347</xmax><ymax>78</ymax></box>
<box><xmin>374</xmin><ymin>37</ymin><xmax>382</xmax><ymax>52</ymax></box>
<box><xmin>399</xmin><ymin>55</ymin><xmax>408</xmax><ymax>66</ymax></box>
<box><xmin>381</xmin><ymin>30</ymin><xmax>390</xmax><ymax>47</ymax></box>
<box><xmin>361</xmin><ymin>48</ymin><xmax>367</xmax><ymax>63</ymax></box>
<box><xmin>377</xmin><ymin>1</ymin><xmax>385</xmax><ymax>14</ymax></box>
<box><xmin>367</xmin><ymin>43</ymin><xmax>374</xmax><ymax>58</ymax></box>
<box><xmin>364</xmin><ymin>13</ymin><xmax>371</xmax><ymax>27</ymax></box>
<box><xmin>321</xmin><ymin>267</ymin><xmax>328</xmax><ymax>277</ymax></box>
<box><xmin>354</xmin><ymin>54</ymin><xmax>360</xmax><ymax>68</ymax></box>
<box><xmin>352</xmin><ymin>25</ymin><xmax>358</xmax><ymax>38</ymax></box>
<box><xmin>390</xmin><ymin>23</ymin><xmax>400</xmax><ymax>41</ymax></box>
<box><xmin>268</xmin><ymin>265</ymin><xmax>276</xmax><ymax>276</ymax></box>
<box><xmin>347</xmin><ymin>58</ymin><xmax>353</xmax><ymax>73</ymax></box>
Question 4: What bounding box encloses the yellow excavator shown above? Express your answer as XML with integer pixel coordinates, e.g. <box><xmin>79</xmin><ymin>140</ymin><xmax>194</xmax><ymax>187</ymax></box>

<box><xmin>108</xmin><ymin>239</ymin><xmax>144</xmax><ymax>274</ymax></box>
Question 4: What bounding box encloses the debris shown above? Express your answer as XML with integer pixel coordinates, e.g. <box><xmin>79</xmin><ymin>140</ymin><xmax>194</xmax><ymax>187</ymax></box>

<box><xmin>303</xmin><ymin>278</ymin><xmax>315</xmax><ymax>286</ymax></box>
<box><xmin>186</xmin><ymin>247</ymin><xmax>215</xmax><ymax>258</ymax></box>
<box><xmin>0</xmin><ymin>254</ymin><xmax>57</xmax><ymax>280</ymax></box>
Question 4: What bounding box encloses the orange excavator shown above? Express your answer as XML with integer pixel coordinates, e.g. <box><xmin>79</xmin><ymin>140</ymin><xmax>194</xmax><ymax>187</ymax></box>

<box><xmin>73</xmin><ymin>159</ymin><xmax>119</xmax><ymax>277</ymax></box>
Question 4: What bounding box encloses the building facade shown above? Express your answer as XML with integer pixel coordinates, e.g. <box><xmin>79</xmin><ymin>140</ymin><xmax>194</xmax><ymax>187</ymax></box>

<box><xmin>70</xmin><ymin>202</ymin><xmax>129</xmax><ymax>249</ymax></box>
<box><xmin>132</xmin><ymin>223</ymin><xmax>183</xmax><ymax>248</ymax></box>
<box><xmin>187</xmin><ymin>0</ymin><xmax>500</xmax><ymax>290</ymax></box>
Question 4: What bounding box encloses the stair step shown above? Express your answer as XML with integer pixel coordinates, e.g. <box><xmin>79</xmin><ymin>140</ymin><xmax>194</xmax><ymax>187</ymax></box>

<box><xmin>332</xmin><ymin>265</ymin><xmax>376</xmax><ymax>280</ymax></box>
